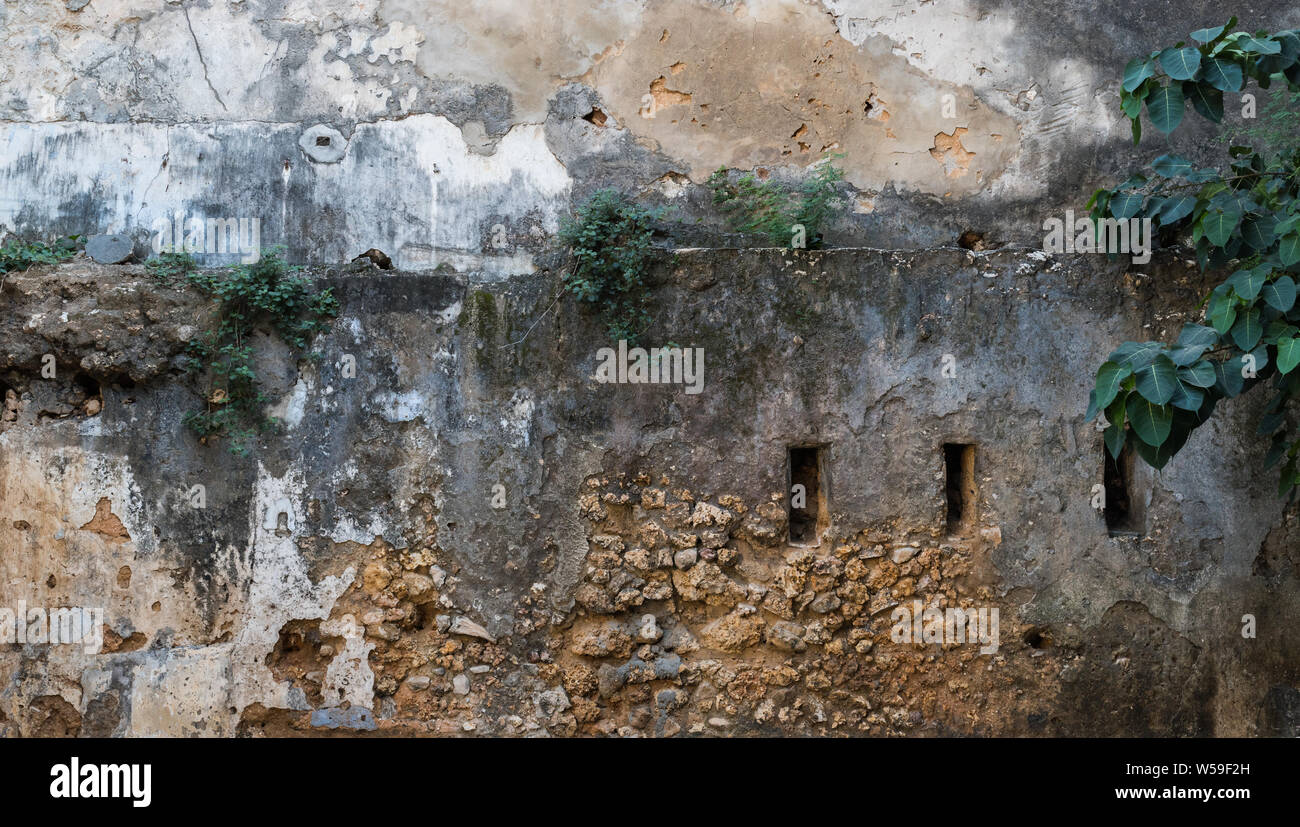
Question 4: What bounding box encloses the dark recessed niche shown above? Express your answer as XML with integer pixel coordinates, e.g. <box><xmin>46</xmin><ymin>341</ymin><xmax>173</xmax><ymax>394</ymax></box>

<box><xmin>1024</xmin><ymin>626</ymin><xmax>1051</xmax><ymax>649</ymax></box>
<box><xmin>1104</xmin><ymin>443</ymin><xmax>1144</xmax><ymax>535</ymax></box>
<box><xmin>73</xmin><ymin>371</ymin><xmax>100</xmax><ymax>397</ymax></box>
<box><xmin>944</xmin><ymin>443</ymin><xmax>977</xmax><ymax>535</ymax></box>
<box><xmin>788</xmin><ymin>445</ymin><xmax>825</xmax><ymax>545</ymax></box>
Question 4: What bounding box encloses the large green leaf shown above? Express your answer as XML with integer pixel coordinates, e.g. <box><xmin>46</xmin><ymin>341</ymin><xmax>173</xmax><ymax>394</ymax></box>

<box><xmin>1121</xmin><ymin>89</ymin><xmax>1143</xmax><ymax>119</ymax></box>
<box><xmin>1276</xmin><ymin>31</ymin><xmax>1300</xmax><ymax>61</ymax></box>
<box><xmin>1278</xmin><ymin>337</ymin><xmax>1300</xmax><ymax>374</ymax></box>
<box><xmin>1207</xmin><ymin>288</ymin><xmax>1238</xmax><ymax>334</ymax></box>
<box><xmin>1183</xmin><ymin>80</ymin><xmax>1225</xmax><ymax>122</ymax></box>
<box><xmin>1134</xmin><ymin>354</ymin><xmax>1179</xmax><ymax>404</ymax></box>
<box><xmin>1146</xmin><ymin>84</ymin><xmax>1185</xmax><ymax>133</ymax></box>
<box><xmin>1238</xmin><ymin>35</ymin><xmax>1282</xmax><ymax>54</ymax></box>
<box><xmin>1157</xmin><ymin>194</ymin><xmax>1197</xmax><ymax>224</ymax></box>
<box><xmin>1191</xmin><ymin>21</ymin><xmax>1234</xmax><ymax>44</ymax></box>
<box><xmin>1279</xmin><ymin>233</ymin><xmax>1300</xmax><ymax>266</ymax></box>
<box><xmin>1227</xmin><ymin>266</ymin><xmax>1266</xmax><ymax>299</ymax></box>
<box><xmin>1178</xmin><ymin>361</ymin><xmax>1217</xmax><ymax>387</ymax></box>
<box><xmin>1175</xmin><ymin>322</ymin><xmax>1219</xmax><ymax>348</ymax></box>
<box><xmin>1110</xmin><ymin>192</ymin><xmax>1144</xmax><ymax>219</ymax></box>
<box><xmin>1263</xmin><ymin>276</ymin><xmax>1297</xmax><ymax>312</ymax></box>
<box><xmin>1105</xmin><ymin>392</ymin><xmax>1127</xmax><ymax>429</ymax></box>
<box><xmin>1109</xmin><ymin>341</ymin><xmax>1165</xmax><ymax>371</ymax></box>
<box><xmin>1248</xmin><ymin>344</ymin><xmax>1270</xmax><ymax>374</ymax></box>
<box><xmin>1130</xmin><ymin>408</ymin><xmax>1198</xmax><ymax>469</ymax></box>
<box><xmin>1212</xmin><ymin>358</ymin><xmax>1246</xmax><ymax>396</ymax></box>
<box><xmin>1170</xmin><ymin>321</ymin><xmax>1216</xmax><ymax>364</ymax></box>
<box><xmin>1201</xmin><ymin>57</ymin><xmax>1244</xmax><ymax>91</ymax></box>
<box><xmin>1169</xmin><ymin>378</ymin><xmax>1205</xmax><ymax>411</ymax></box>
<box><xmin>1151</xmin><ymin>154</ymin><xmax>1194</xmax><ymax>178</ymax></box>
<box><xmin>1203</xmin><ymin>208</ymin><xmax>1241</xmax><ymax>246</ymax></box>
<box><xmin>1266</xmin><ymin>320</ymin><xmax>1298</xmax><ymax>344</ymax></box>
<box><xmin>1231</xmin><ymin>307</ymin><xmax>1263</xmax><ymax>351</ymax></box>
<box><xmin>1126</xmin><ymin>394</ymin><xmax>1174</xmax><ymax>447</ymax></box>
<box><xmin>1104</xmin><ymin>423</ymin><xmax>1126</xmax><ymax>460</ymax></box>
<box><xmin>1092</xmin><ymin>360</ymin><xmax>1133</xmax><ymax>414</ymax></box>
<box><xmin>1160</xmin><ymin>47</ymin><xmax>1202</xmax><ymax>79</ymax></box>
<box><xmin>1241</xmin><ymin>216</ymin><xmax>1279</xmax><ymax>250</ymax></box>
<box><xmin>1122</xmin><ymin>57</ymin><xmax>1156</xmax><ymax>92</ymax></box>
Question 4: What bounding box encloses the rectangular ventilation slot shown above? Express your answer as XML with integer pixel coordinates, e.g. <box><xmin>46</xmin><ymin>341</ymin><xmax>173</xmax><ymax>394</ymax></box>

<box><xmin>1104</xmin><ymin>444</ymin><xmax>1142</xmax><ymax>535</ymax></box>
<box><xmin>944</xmin><ymin>443</ymin><xmax>976</xmax><ymax>535</ymax></box>
<box><xmin>788</xmin><ymin>446</ymin><xmax>823</xmax><ymax>545</ymax></box>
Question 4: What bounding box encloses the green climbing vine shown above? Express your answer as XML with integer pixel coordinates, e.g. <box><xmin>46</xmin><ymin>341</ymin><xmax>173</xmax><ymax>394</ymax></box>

<box><xmin>152</xmin><ymin>249</ymin><xmax>338</xmax><ymax>455</ymax></box>
<box><xmin>1086</xmin><ymin>19</ymin><xmax>1300</xmax><ymax>495</ymax></box>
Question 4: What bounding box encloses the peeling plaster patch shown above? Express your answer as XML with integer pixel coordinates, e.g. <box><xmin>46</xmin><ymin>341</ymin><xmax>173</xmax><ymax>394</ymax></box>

<box><xmin>365</xmin><ymin>20</ymin><xmax>424</xmax><ymax>64</ymax></box>
<box><xmin>128</xmin><ymin>645</ymin><xmax>235</xmax><ymax>737</ymax></box>
<box><xmin>0</xmin><ymin>440</ymin><xmax>245</xmax><ymax>676</ymax></box>
<box><xmin>821</xmin><ymin>0</ymin><xmax>1020</xmax><ymax>99</ymax></box>
<box><xmin>992</xmin><ymin>58</ymin><xmax>1118</xmax><ymax>199</ymax></box>
<box><xmin>319</xmin><ymin>613</ymin><xmax>375</xmax><ymax>709</ymax></box>
<box><xmin>645</xmin><ymin>171</ymin><xmax>691</xmax><ymax>198</ymax></box>
<box><xmin>79</xmin><ymin>497</ymin><xmax>131</xmax><ymax>543</ymax></box>
<box><xmin>327</xmin><ymin>514</ymin><xmax>393</xmax><ymax>547</ymax></box>
<box><xmin>930</xmin><ymin>127</ymin><xmax>975</xmax><ymax>178</ymax></box>
<box><xmin>459</xmin><ymin>120</ymin><xmax>496</xmax><ymax>155</ymax></box>
<box><xmin>648</xmin><ymin>75</ymin><xmax>692</xmax><ymax>108</ymax></box>
<box><xmin>823</xmin><ymin>0</ymin><xmax>1124</xmax><ymax>202</ymax></box>
<box><xmin>373</xmin><ymin>389</ymin><xmax>428</xmax><ymax>423</ymax></box>
<box><xmin>267</xmin><ymin>376</ymin><xmax>311</xmax><ymax>428</ymax></box>
<box><xmin>434</xmin><ymin>300</ymin><xmax>463</xmax><ymax>325</ymax></box>
<box><xmin>447</xmin><ymin>252</ymin><xmax>537</xmax><ymax>281</ymax></box>
<box><xmin>379</xmin><ymin>0</ymin><xmax>647</xmax><ymax>122</ymax></box>
<box><xmin>0</xmin><ymin>117</ymin><xmax>569</xmax><ymax>271</ymax></box>
<box><xmin>229</xmin><ymin>464</ymin><xmax>357</xmax><ymax>716</ymax></box>
<box><xmin>587</xmin><ymin>0</ymin><xmax>1017</xmax><ymax>195</ymax></box>
<box><xmin>500</xmin><ymin>391</ymin><xmax>535</xmax><ymax>449</ymax></box>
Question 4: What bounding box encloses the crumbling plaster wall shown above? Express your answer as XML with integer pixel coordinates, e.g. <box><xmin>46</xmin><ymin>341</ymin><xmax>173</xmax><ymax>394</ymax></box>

<box><xmin>2</xmin><ymin>0</ymin><xmax>1299</xmax><ymax>737</ymax></box>
<box><xmin>1</xmin><ymin>250</ymin><xmax>1297</xmax><ymax>737</ymax></box>
<box><xmin>6</xmin><ymin>0</ymin><xmax>1300</xmax><ymax>255</ymax></box>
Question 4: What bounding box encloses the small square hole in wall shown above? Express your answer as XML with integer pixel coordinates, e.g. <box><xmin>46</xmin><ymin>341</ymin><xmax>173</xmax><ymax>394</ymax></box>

<box><xmin>1104</xmin><ymin>443</ymin><xmax>1144</xmax><ymax>535</ymax></box>
<box><xmin>788</xmin><ymin>445</ymin><xmax>826</xmax><ymax>545</ymax></box>
<box><xmin>944</xmin><ymin>443</ymin><xmax>977</xmax><ymax>536</ymax></box>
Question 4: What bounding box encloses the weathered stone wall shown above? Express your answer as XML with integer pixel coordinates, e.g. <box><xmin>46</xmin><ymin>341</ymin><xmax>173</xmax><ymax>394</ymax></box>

<box><xmin>3</xmin><ymin>0</ymin><xmax>1300</xmax><ymax>737</ymax></box>
<box><xmin>1</xmin><ymin>248</ymin><xmax>1296</xmax><ymax>736</ymax></box>
<box><xmin>5</xmin><ymin>0</ymin><xmax>1300</xmax><ymax>259</ymax></box>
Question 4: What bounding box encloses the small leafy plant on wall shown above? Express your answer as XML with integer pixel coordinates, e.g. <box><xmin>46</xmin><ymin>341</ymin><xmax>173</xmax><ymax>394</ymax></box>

<box><xmin>558</xmin><ymin>189</ymin><xmax>665</xmax><ymax>343</ymax></box>
<box><xmin>148</xmin><ymin>248</ymin><xmax>338</xmax><ymax>455</ymax></box>
<box><xmin>1086</xmin><ymin>19</ymin><xmax>1300</xmax><ymax>494</ymax></box>
<box><xmin>556</xmin><ymin>160</ymin><xmax>847</xmax><ymax>343</ymax></box>
<box><xmin>707</xmin><ymin>155</ymin><xmax>845</xmax><ymax>249</ymax></box>
<box><xmin>0</xmin><ymin>236</ymin><xmax>78</xmax><ymax>276</ymax></box>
